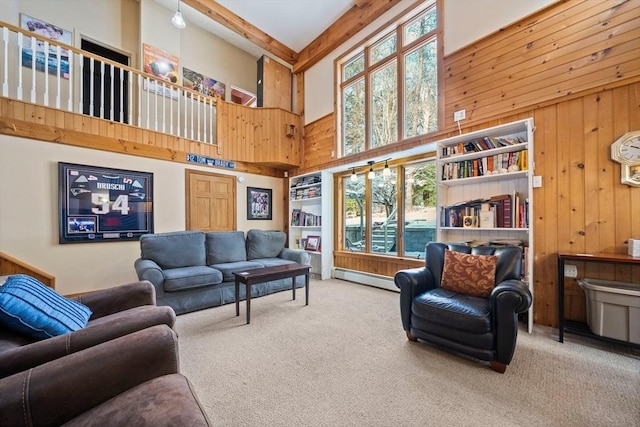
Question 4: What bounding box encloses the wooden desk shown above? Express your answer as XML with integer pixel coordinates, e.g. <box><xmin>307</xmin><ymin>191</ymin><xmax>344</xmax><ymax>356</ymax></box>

<box><xmin>557</xmin><ymin>252</ymin><xmax>640</xmax><ymax>344</ymax></box>
<box><xmin>234</xmin><ymin>263</ymin><xmax>310</xmax><ymax>324</ymax></box>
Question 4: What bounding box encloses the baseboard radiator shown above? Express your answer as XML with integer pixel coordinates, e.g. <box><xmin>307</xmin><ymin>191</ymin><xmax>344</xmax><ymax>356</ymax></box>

<box><xmin>332</xmin><ymin>268</ymin><xmax>399</xmax><ymax>293</ymax></box>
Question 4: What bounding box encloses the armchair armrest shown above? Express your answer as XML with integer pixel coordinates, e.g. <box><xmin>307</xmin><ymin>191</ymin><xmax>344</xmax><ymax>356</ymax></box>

<box><xmin>490</xmin><ymin>279</ymin><xmax>532</xmax><ymax>365</ymax></box>
<box><xmin>394</xmin><ymin>267</ymin><xmax>435</xmax><ymax>332</ymax></box>
<box><xmin>490</xmin><ymin>279</ymin><xmax>532</xmax><ymax>314</ymax></box>
<box><xmin>279</xmin><ymin>248</ymin><xmax>311</xmax><ymax>265</ymax></box>
<box><xmin>0</xmin><ymin>324</ymin><xmax>179</xmax><ymax>427</ymax></box>
<box><xmin>74</xmin><ymin>280</ymin><xmax>156</xmax><ymax>318</ymax></box>
<box><xmin>134</xmin><ymin>258</ymin><xmax>165</xmax><ymax>298</ymax></box>
<box><xmin>0</xmin><ymin>305</ymin><xmax>176</xmax><ymax>379</ymax></box>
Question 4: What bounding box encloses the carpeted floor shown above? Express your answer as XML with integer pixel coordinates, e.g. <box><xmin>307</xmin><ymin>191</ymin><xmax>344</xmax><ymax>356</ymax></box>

<box><xmin>175</xmin><ymin>279</ymin><xmax>640</xmax><ymax>427</ymax></box>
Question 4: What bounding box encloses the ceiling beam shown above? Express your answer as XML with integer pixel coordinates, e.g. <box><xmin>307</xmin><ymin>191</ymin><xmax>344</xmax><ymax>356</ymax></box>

<box><xmin>293</xmin><ymin>0</ymin><xmax>403</xmax><ymax>73</ymax></box>
<box><xmin>182</xmin><ymin>0</ymin><xmax>298</xmax><ymax>64</ymax></box>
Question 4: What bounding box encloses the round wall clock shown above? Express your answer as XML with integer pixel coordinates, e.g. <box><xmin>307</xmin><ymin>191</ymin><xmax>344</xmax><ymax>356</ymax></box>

<box><xmin>610</xmin><ymin>131</ymin><xmax>640</xmax><ymax>187</ymax></box>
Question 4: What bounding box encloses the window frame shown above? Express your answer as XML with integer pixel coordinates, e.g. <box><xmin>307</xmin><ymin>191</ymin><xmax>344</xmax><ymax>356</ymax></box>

<box><xmin>338</xmin><ymin>155</ymin><xmax>437</xmax><ymax>258</ymax></box>
<box><xmin>336</xmin><ymin>1</ymin><xmax>440</xmax><ymax>158</ymax></box>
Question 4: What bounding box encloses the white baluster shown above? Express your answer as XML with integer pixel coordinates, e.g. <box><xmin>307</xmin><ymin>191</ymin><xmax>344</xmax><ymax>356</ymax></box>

<box><xmin>16</xmin><ymin>30</ymin><xmax>24</xmax><ymax>100</ymax></box>
<box><xmin>2</xmin><ymin>27</ymin><xmax>9</xmax><ymax>97</ymax></box>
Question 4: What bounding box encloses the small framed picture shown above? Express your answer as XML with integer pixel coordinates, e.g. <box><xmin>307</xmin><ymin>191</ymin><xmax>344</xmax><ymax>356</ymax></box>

<box><xmin>305</xmin><ymin>235</ymin><xmax>321</xmax><ymax>252</ymax></box>
<box><xmin>247</xmin><ymin>187</ymin><xmax>272</xmax><ymax>220</ymax></box>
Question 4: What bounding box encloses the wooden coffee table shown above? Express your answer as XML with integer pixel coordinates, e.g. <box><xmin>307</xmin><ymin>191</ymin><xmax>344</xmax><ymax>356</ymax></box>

<box><xmin>233</xmin><ymin>263</ymin><xmax>311</xmax><ymax>324</ymax></box>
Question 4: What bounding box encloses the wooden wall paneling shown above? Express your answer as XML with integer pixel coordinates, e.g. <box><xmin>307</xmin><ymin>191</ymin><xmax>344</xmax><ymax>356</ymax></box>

<box><xmin>532</xmin><ymin>105</ymin><xmax>558</xmax><ymax>327</ymax></box>
<box><xmin>443</xmin><ymin>0</ymin><xmax>640</xmax><ymax>128</ymax></box>
<box><xmin>303</xmin><ymin>114</ymin><xmax>335</xmax><ymax>169</ymax></box>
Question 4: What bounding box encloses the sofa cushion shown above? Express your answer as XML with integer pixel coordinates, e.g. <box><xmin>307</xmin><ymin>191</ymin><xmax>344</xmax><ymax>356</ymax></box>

<box><xmin>0</xmin><ymin>274</ymin><xmax>92</xmax><ymax>340</ymax></box>
<box><xmin>255</xmin><ymin>257</ymin><xmax>295</xmax><ymax>268</ymax></box>
<box><xmin>210</xmin><ymin>261</ymin><xmax>265</xmax><ymax>282</ymax></box>
<box><xmin>163</xmin><ymin>266</ymin><xmax>223</xmax><ymax>292</ymax></box>
<box><xmin>246</xmin><ymin>229</ymin><xmax>286</xmax><ymax>260</ymax></box>
<box><xmin>440</xmin><ymin>250</ymin><xmax>498</xmax><ymax>298</ymax></box>
<box><xmin>140</xmin><ymin>231</ymin><xmax>206</xmax><ymax>269</ymax></box>
<box><xmin>206</xmin><ymin>231</ymin><xmax>247</xmax><ymax>264</ymax></box>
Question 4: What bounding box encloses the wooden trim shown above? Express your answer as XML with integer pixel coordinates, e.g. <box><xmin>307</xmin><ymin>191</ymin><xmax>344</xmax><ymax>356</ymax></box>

<box><xmin>293</xmin><ymin>0</ymin><xmax>406</xmax><ymax>73</ymax></box>
<box><xmin>0</xmin><ymin>252</ymin><xmax>56</xmax><ymax>289</ymax></box>
<box><xmin>182</xmin><ymin>0</ymin><xmax>298</xmax><ymax>64</ymax></box>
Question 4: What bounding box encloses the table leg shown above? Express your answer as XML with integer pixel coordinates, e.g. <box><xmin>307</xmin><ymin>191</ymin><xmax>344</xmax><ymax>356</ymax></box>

<box><xmin>246</xmin><ymin>283</ymin><xmax>251</xmax><ymax>324</ymax></box>
<box><xmin>557</xmin><ymin>256</ymin><xmax>565</xmax><ymax>343</ymax></box>
<box><xmin>305</xmin><ymin>272</ymin><xmax>309</xmax><ymax>306</ymax></box>
<box><xmin>292</xmin><ymin>276</ymin><xmax>296</xmax><ymax>300</ymax></box>
<box><xmin>235</xmin><ymin>279</ymin><xmax>240</xmax><ymax>317</ymax></box>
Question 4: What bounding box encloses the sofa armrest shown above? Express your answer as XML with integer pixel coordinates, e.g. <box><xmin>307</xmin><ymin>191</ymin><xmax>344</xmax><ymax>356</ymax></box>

<box><xmin>394</xmin><ymin>267</ymin><xmax>435</xmax><ymax>332</ymax></box>
<box><xmin>279</xmin><ymin>248</ymin><xmax>311</xmax><ymax>265</ymax></box>
<box><xmin>0</xmin><ymin>325</ymin><xmax>179</xmax><ymax>427</ymax></box>
<box><xmin>134</xmin><ymin>258</ymin><xmax>165</xmax><ymax>298</ymax></box>
<box><xmin>0</xmin><ymin>305</ymin><xmax>176</xmax><ymax>379</ymax></box>
<box><xmin>74</xmin><ymin>280</ymin><xmax>156</xmax><ymax>318</ymax></box>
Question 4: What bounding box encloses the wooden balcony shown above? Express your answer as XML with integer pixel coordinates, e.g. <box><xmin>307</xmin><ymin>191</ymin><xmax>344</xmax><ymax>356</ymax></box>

<box><xmin>0</xmin><ymin>21</ymin><xmax>301</xmax><ymax>176</ymax></box>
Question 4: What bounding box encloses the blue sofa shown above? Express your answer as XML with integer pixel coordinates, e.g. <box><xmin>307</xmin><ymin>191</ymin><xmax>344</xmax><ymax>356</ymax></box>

<box><xmin>134</xmin><ymin>230</ymin><xmax>310</xmax><ymax>315</ymax></box>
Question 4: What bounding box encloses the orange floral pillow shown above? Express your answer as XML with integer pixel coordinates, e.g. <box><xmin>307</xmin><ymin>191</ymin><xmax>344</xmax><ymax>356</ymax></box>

<box><xmin>440</xmin><ymin>250</ymin><xmax>498</xmax><ymax>297</ymax></box>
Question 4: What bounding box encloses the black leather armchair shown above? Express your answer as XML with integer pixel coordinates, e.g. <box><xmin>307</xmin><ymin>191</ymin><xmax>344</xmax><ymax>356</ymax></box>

<box><xmin>394</xmin><ymin>242</ymin><xmax>532</xmax><ymax>373</ymax></box>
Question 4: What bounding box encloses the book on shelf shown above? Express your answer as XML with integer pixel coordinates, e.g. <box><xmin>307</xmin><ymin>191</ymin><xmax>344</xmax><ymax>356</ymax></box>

<box><xmin>290</xmin><ymin>209</ymin><xmax>321</xmax><ymax>227</ymax></box>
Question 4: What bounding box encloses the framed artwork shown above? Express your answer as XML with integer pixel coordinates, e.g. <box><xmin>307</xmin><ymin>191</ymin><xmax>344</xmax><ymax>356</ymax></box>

<box><xmin>58</xmin><ymin>162</ymin><xmax>154</xmax><ymax>243</ymax></box>
<box><xmin>142</xmin><ymin>43</ymin><xmax>179</xmax><ymax>98</ymax></box>
<box><xmin>305</xmin><ymin>235</ymin><xmax>321</xmax><ymax>252</ymax></box>
<box><xmin>183</xmin><ymin>67</ymin><xmax>226</xmax><ymax>100</ymax></box>
<box><xmin>247</xmin><ymin>187</ymin><xmax>272</xmax><ymax>220</ymax></box>
<box><xmin>20</xmin><ymin>14</ymin><xmax>72</xmax><ymax>79</ymax></box>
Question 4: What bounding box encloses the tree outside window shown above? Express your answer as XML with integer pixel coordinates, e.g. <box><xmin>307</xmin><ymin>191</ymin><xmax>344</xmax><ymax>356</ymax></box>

<box><xmin>339</xmin><ymin>3</ymin><xmax>438</xmax><ymax>156</ymax></box>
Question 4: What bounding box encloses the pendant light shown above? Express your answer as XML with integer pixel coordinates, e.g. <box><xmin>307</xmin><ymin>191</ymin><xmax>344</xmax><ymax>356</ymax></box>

<box><xmin>382</xmin><ymin>160</ymin><xmax>391</xmax><ymax>178</ymax></box>
<box><xmin>172</xmin><ymin>1</ymin><xmax>186</xmax><ymax>29</ymax></box>
<box><xmin>350</xmin><ymin>168</ymin><xmax>358</xmax><ymax>182</ymax></box>
<box><xmin>367</xmin><ymin>161</ymin><xmax>375</xmax><ymax>180</ymax></box>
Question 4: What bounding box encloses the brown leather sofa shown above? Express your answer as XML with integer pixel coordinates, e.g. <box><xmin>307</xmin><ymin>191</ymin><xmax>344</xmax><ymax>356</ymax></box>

<box><xmin>0</xmin><ymin>280</ymin><xmax>176</xmax><ymax>378</ymax></box>
<box><xmin>0</xmin><ymin>324</ymin><xmax>211</xmax><ymax>426</ymax></box>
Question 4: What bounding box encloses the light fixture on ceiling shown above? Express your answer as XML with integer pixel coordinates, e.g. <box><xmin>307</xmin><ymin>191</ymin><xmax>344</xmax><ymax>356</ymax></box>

<box><xmin>350</xmin><ymin>167</ymin><xmax>358</xmax><ymax>182</ymax></box>
<box><xmin>171</xmin><ymin>1</ymin><xmax>186</xmax><ymax>29</ymax></box>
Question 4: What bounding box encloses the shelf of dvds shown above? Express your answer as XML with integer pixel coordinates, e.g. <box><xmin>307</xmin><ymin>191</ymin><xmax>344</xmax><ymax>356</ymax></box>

<box><xmin>436</xmin><ymin>118</ymin><xmax>535</xmax><ymax>332</ymax></box>
<box><xmin>289</xmin><ymin>171</ymin><xmax>333</xmax><ymax>279</ymax></box>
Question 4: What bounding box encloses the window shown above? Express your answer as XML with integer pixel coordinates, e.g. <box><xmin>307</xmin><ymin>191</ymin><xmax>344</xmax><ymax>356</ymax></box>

<box><xmin>403</xmin><ymin>161</ymin><xmax>437</xmax><ymax>257</ymax></box>
<box><xmin>340</xmin><ymin>159</ymin><xmax>436</xmax><ymax>258</ymax></box>
<box><xmin>344</xmin><ymin>173</ymin><xmax>366</xmax><ymax>252</ymax></box>
<box><xmin>338</xmin><ymin>2</ymin><xmax>438</xmax><ymax>156</ymax></box>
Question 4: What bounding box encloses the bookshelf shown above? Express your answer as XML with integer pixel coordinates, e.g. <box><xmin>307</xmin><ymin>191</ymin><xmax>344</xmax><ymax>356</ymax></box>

<box><xmin>289</xmin><ymin>171</ymin><xmax>333</xmax><ymax>279</ymax></box>
<box><xmin>436</xmin><ymin>118</ymin><xmax>535</xmax><ymax>332</ymax></box>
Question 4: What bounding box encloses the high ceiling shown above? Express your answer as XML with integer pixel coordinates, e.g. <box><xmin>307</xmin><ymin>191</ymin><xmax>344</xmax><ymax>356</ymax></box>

<box><xmin>155</xmin><ymin>0</ymin><xmax>394</xmax><ymax>69</ymax></box>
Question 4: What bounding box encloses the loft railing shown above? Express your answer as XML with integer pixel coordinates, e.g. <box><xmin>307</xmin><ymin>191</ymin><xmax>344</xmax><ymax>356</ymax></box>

<box><xmin>0</xmin><ymin>21</ymin><xmax>218</xmax><ymax>146</ymax></box>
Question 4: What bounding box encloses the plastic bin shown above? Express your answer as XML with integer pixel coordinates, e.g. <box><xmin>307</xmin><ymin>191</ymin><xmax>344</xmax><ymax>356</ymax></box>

<box><xmin>577</xmin><ymin>278</ymin><xmax>640</xmax><ymax>344</ymax></box>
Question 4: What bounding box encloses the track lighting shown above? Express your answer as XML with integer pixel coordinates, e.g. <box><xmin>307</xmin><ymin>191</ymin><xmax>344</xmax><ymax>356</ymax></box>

<box><xmin>348</xmin><ymin>158</ymin><xmax>392</xmax><ymax>181</ymax></box>
<box><xmin>172</xmin><ymin>1</ymin><xmax>186</xmax><ymax>29</ymax></box>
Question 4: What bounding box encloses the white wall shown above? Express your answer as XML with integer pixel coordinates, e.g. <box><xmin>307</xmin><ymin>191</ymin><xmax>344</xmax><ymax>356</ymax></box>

<box><xmin>304</xmin><ymin>0</ymin><xmax>556</xmax><ymax>124</ymax></box>
<box><xmin>0</xmin><ymin>136</ymin><xmax>283</xmax><ymax>295</ymax></box>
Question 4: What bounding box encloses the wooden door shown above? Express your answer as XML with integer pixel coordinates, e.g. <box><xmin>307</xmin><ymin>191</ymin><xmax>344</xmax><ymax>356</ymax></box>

<box><xmin>186</xmin><ymin>170</ymin><xmax>236</xmax><ymax>231</ymax></box>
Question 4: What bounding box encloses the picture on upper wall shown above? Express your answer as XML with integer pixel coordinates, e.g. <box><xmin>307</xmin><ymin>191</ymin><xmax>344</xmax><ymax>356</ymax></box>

<box><xmin>247</xmin><ymin>187</ymin><xmax>272</xmax><ymax>220</ymax></box>
<box><xmin>20</xmin><ymin>14</ymin><xmax>72</xmax><ymax>79</ymax></box>
<box><xmin>183</xmin><ymin>67</ymin><xmax>226</xmax><ymax>100</ymax></box>
<box><xmin>58</xmin><ymin>163</ymin><xmax>154</xmax><ymax>243</ymax></box>
<box><xmin>142</xmin><ymin>43</ymin><xmax>179</xmax><ymax>99</ymax></box>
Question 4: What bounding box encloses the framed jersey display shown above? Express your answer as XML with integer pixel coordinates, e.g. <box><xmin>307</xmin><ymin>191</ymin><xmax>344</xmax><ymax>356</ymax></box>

<box><xmin>58</xmin><ymin>162</ymin><xmax>154</xmax><ymax>243</ymax></box>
